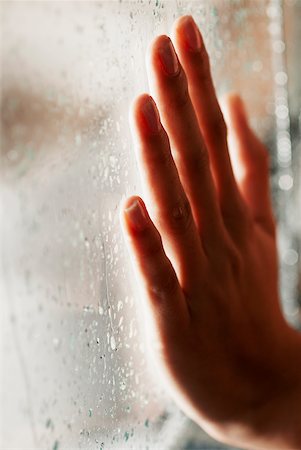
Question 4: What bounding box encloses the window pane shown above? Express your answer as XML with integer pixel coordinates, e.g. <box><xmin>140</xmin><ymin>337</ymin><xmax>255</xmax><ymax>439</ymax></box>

<box><xmin>1</xmin><ymin>1</ymin><xmax>300</xmax><ymax>449</ymax></box>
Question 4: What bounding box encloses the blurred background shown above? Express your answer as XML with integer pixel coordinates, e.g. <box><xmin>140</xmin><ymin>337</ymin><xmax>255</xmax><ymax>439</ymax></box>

<box><xmin>1</xmin><ymin>1</ymin><xmax>300</xmax><ymax>449</ymax></box>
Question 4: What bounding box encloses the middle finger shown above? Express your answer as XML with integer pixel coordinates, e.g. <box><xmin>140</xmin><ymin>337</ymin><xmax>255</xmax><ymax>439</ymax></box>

<box><xmin>146</xmin><ymin>35</ymin><xmax>224</xmax><ymax>247</ymax></box>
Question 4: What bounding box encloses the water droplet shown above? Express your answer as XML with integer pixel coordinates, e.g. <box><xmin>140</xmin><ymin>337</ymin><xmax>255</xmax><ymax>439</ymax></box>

<box><xmin>117</xmin><ymin>301</ymin><xmax>123</xmax><ymax>311</ymax></box>
<box><xmin>7</xmin><ymin>149</ymin><xmax>19</xmax><ymax>162</ymax></box>
<box><xmin>278</xmin><ymin>174</ymin><xmax>293</xmax><ymax>191</ymax></box>
<box><xmin>46</xmin><ymin>418</ymin><xmax>54</xmax><ymax>429</ymax></box>
<box><xmin>110</xmin><ymin>335</ymin><xmax>116</xmax><ymax>350</ymax></box>
<box><xmin>53</xmin><ymin>441</ymin><xmax>59</xmax><ymax>450</ymax></box>
<box><xmin>124</xmin><ymin>431</ymin><xmax>130</xmax><ymax>441</ymax></box>
<box><xmin>252</xmin><ymin>60</ymin><xmax>263</xmax><ymax>72</ymax></box>
<box><xmin>275</xmin><ymin>71</ymin><xmax>288</xmax><ymax>86</ymax></box>
<box><xmin>283</xmin><ymin>249</ymin><xmax>298</xmax><ymax>266</ymax></box>
<box><xmin>83</xmin><ymin>305</ymin><xmax>94</xmax><ymax>313</ymax></box>
<box><xmin>52</xmin><ymin>338</ymin><xmax>61</xmax><ymax>350</ymax></box>
<box><xmin>120</xmin><ymin>380</ymin><xmax>126</xmax><ymax>391</ymax></box>
<box><xmin>75</xmin><ymin>133</ymin><xmax>82</xmax><ymax>146</ymax></box>
<box><xmin>266</xmin><ymin>4</ymin><xmax>281</xmax><ymax>18</ymax></box>
<box><xmin>275</xmin><ymin>105</ymin><xmax>288</xmax><ymax>120</ymax></box>
<box><xmin>273</xmin><ymin>40</ymin><xmax>285</xmax><ymax>53</ymax></box>
<box><xmin>269</xmin><ymin>22</ymin><xmax>281</xmax><ymax>36</ymax></box>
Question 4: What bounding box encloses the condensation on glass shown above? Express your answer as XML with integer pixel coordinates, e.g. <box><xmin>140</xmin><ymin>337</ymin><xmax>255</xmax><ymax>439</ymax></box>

<box><xmin>1</xmin><ymin>1</ymin><xmax>300</xmax><ymax>449</ymax></box>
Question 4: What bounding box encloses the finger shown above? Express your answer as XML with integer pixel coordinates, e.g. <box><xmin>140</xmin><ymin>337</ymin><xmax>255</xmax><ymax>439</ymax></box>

<box><xmin>221</xmin><ymin>94</ymin><xmax>276</xmax><ymax>236</ymax></box>
<box><xmin>172</xmin><ymin>16</ymin><xmax>242</xmax><ymax>215</ymax></box>
<box><xmin>120</xmin><ymin>195</ymin><xmax>190</xmax><ymax>337</ymax></box>
<box><xmin>145</xmin><ymin>35</ymin><xmax>223</xmax><ymax>243</ymax></box>
<box><xmin>129</xmin><ymin>93</ymin><xmax>205</xmax><ymax>290</ymax></box>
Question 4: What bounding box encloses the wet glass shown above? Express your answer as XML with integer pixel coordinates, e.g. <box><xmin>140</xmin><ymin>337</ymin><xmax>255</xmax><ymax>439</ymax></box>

<box><xmin>1</xmin><ymin>1</ymin><xmax>300</xmax><ymax>449</ymax></box>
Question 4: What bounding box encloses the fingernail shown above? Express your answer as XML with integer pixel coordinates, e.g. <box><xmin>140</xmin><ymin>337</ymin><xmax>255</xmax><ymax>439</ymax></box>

<box><xmin>125</xmin><ymin>199</ymin><xmax>147</xmax><ymax>231</ymax></box>
<box><xmin>182</xmin><ymin>16</ymin><xmax>202</xmax><ymax>52</ymax></box>
<box><xmin>141</xmin><ymin>97</ymin><xmax>161</xmax><ymax>134</ymax></box>
<box><xmin>158</xmin><ymin>38</ymin><xmax>179</xmax><ymax>76</ymax></box>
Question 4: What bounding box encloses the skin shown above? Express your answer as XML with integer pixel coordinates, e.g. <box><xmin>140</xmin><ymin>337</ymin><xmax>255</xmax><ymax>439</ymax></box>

<box><xmin>120</xmin><ymin>16</ymin><xmax>301</xmax><ymax>450</ymax></box>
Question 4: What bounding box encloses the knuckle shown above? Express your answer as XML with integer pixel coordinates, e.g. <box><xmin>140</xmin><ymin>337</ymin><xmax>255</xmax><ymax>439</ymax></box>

<box><xmin>169</xmin><ymin>198</ymin><xmax>193</xmax><ymax>235</ymax></box>
<box><xmin>170</xmin><ymin>72</ymin><xmax>190</xmax><ymax>109</ymax></box>
<box><xmin>149</xmin><ymin>269</ymin><xmax>178</xmax><ymax>300</ymax></box>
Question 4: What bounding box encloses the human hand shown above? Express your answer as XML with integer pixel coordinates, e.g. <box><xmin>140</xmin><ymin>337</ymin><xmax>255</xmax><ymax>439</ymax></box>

<box><xmin>120</xmin><ymin>16</ymin><xmax>301</xmax><ymax>450</ymax></box>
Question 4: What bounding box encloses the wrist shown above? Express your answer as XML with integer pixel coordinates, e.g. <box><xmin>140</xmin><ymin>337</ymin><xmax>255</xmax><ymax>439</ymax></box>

<box><xmin>242</xmin><ymin>326</ymin><xmax>301</xmax><ymax>449</ymax></box>
<box><xmin>257</xmin><ymin>326</ymin><xmax>301</xmax><ymax>448</ymax></box>
<box><xmin>209</xmin><ymin>325</ymin><xmax>301</xmax><ymax>450</ymax></box>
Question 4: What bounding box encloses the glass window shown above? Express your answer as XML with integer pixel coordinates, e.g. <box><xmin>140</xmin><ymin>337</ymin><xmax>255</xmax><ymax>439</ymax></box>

<box><xmin>1</xmin><ymin>1</ymin><xmax>300</xmax><ymax>449</ymax></box>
